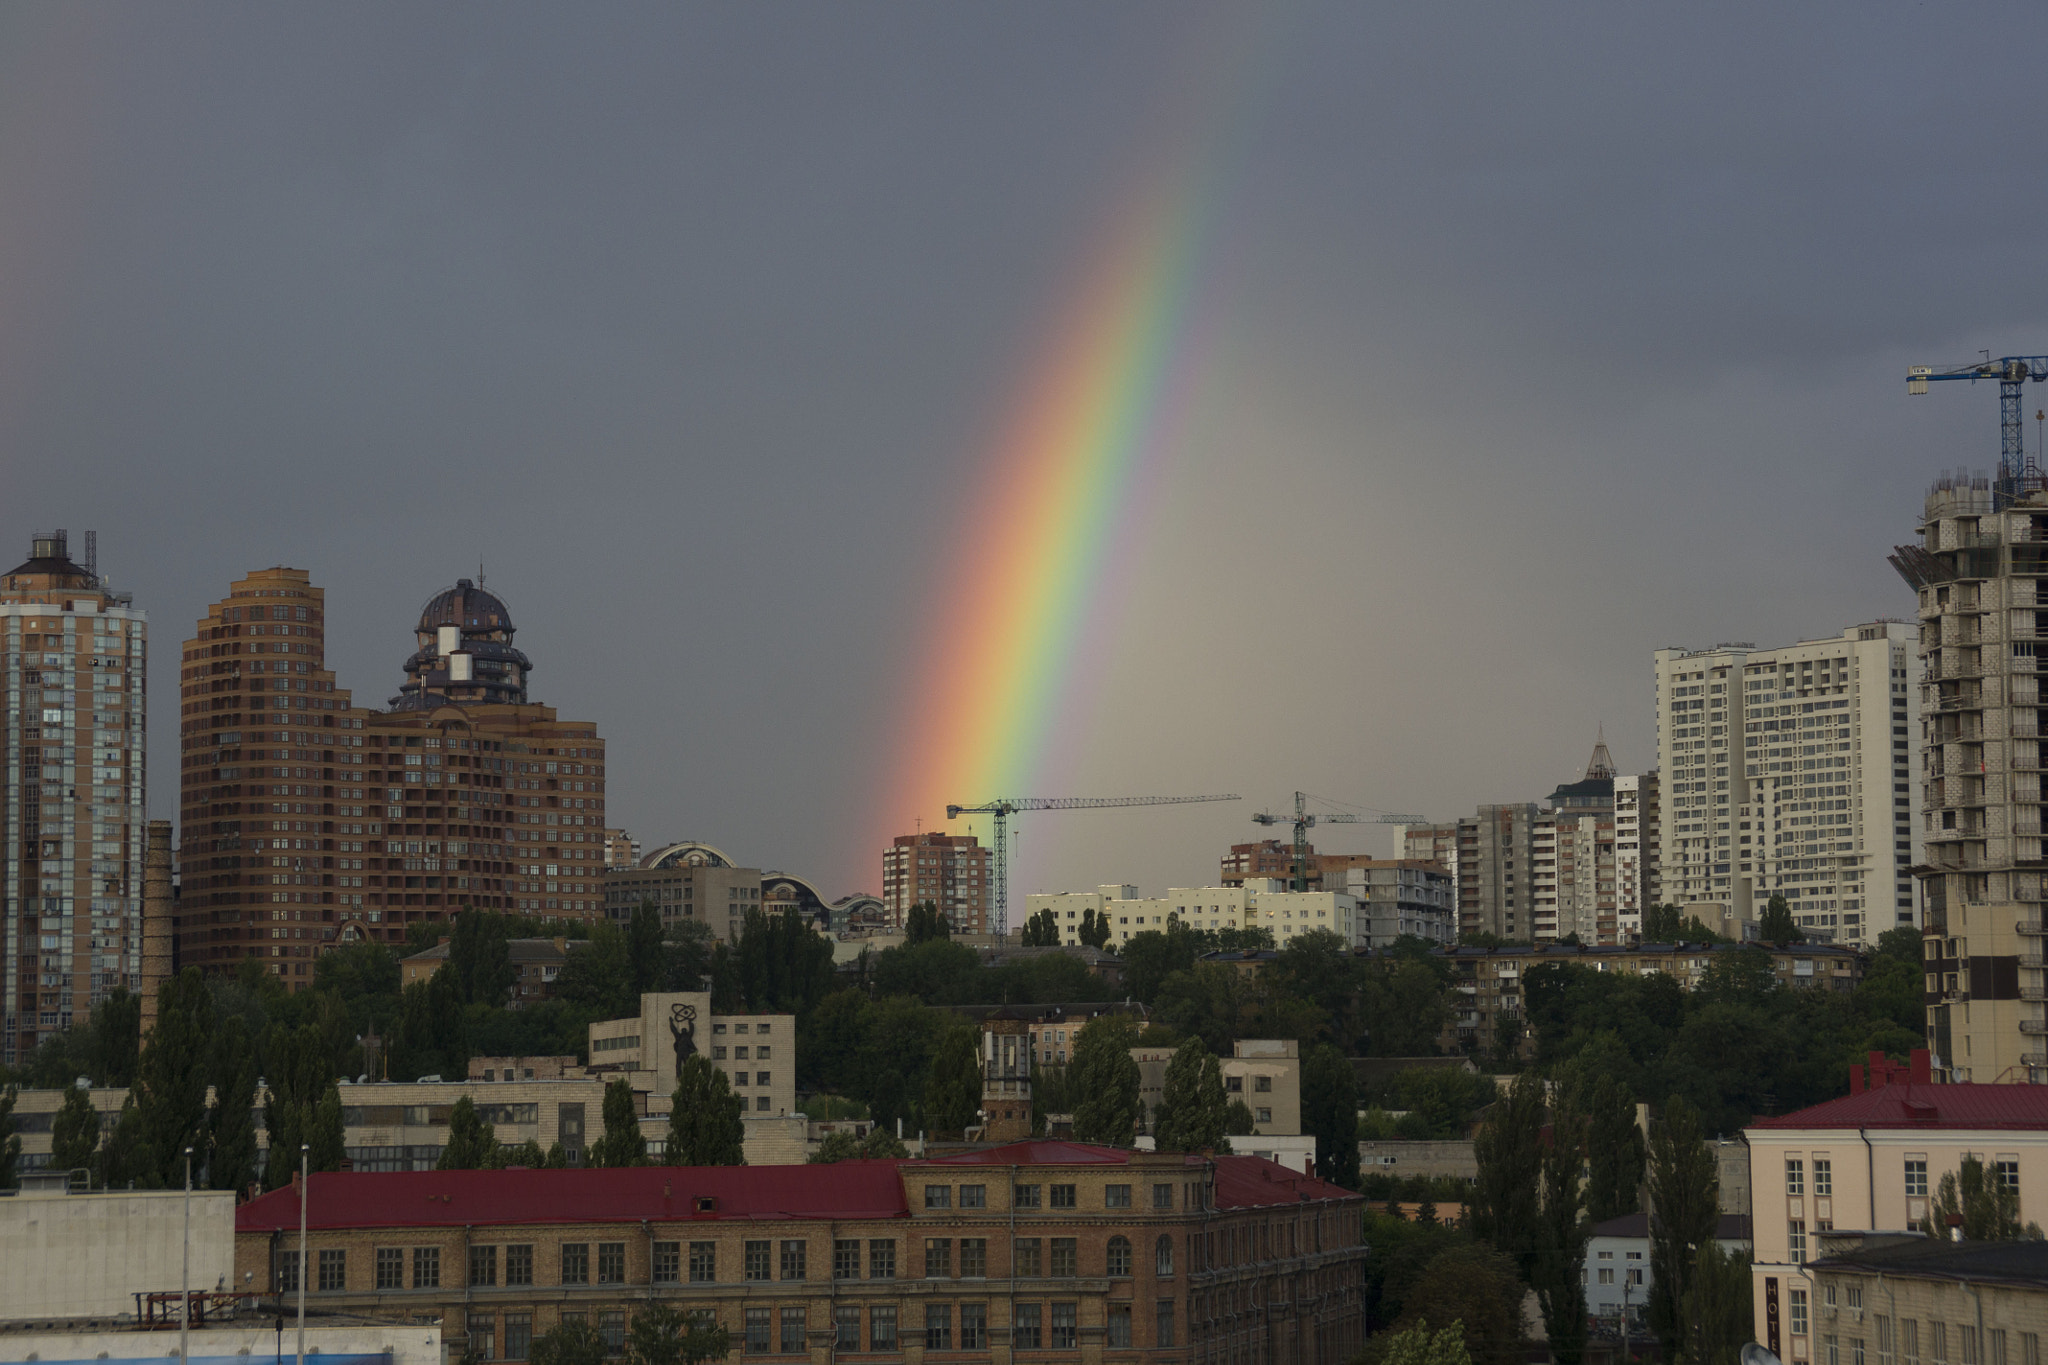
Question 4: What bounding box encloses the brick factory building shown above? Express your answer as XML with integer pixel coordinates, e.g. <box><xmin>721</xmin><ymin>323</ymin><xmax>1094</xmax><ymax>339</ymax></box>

<box><xmin>234</xmin><ymin>1143</ymin><xmax>1365</xmax><ymax>1365</ymax></box>
<box><xmin>178</xmin><ymin>568</ymin><xmax>607</xmax><ymax>983</ymax></box>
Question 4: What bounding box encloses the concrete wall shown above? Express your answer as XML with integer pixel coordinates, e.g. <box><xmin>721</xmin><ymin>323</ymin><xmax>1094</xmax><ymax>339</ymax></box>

<box><xmin>0</xmin><ymin>1189</ymin><xmax>236</xmax><ymax>1320</ymax></box>
<box><xmin>1357</xmin><ymin>1139</ymin><xmax>1478</xmax><ymax>1181</ymax></box>
<box><xmin>0</xmin><ymin>1324</ymin><xmax>441</xmax><ymax>1365</ymax></box>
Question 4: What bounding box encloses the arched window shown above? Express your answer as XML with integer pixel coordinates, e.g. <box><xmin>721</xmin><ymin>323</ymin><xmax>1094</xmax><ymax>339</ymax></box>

<box><xmin>1155</xmin><ymin>1235</ymin><xmax>1174</xmax><ymax>1277</ymax></box>
<box><xmin>1106</xmin><ymin>1236</ymin><xmax>1132</xmax><ymax>1277</ymax></box>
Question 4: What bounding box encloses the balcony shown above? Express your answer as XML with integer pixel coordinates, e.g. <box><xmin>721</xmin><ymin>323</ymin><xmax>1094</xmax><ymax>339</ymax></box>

<box><xmin>2022</xmin><ymin>921</ymin><xmax>2048</xmax><ymax>935</ymax></box>
<box><xmin>2019</xmin><ymin>1020</ymin><xmax>2048</xmax><ymax>1035</ymax></box>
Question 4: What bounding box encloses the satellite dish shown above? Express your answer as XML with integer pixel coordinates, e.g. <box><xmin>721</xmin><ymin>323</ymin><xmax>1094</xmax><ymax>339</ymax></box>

<box><xmin>1743</xmin><ymin>1345</ymin><xmax>1785</xmax><ymax>1365</ymax></box>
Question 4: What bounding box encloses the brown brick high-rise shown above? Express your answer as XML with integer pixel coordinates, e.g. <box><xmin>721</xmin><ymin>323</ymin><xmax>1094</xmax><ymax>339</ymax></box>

<box><xmin>178</xmin><ymin>569</ymin><xmax>607</xmax><ymax>986</ymax></box>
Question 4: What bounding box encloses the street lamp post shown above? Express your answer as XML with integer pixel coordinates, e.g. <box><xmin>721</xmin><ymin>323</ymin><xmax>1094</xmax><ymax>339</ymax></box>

<box><xmin>181</xmin><ymin>1147</ymin><xmax>193</xmax><ymax>1365</ymax></box>
<box><xmin>296</xmin><ymin>1144</ymin><xmax>309</xmax><ymax>1365</ymax></box>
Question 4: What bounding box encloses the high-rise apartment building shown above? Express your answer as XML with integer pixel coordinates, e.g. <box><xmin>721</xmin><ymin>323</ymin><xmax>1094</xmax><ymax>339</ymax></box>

<box><xmin>1614</xmin><ymin>771</ymin><xmax>1659</xmax><ymax>937</ymax></box>
<box><xmin>1652</xmin><ymin>622</ymin><xmax>1918</xmax><ymax>950</ymax></box>
<box><xmin>880</xmin><ymin>831</ymin><xmax>991</xmax><ymax>931</ymax></box>
<box><xmin>178</xmin><ymin>571</ymin><xmax>606</xmax><ymax>984</ymax></box>
<box><xmin>1892</xmin><ymin>473</ymin><xmax>2048</xmax><ymax>1081</ymax></box>
<box><xmin>0</xmin><ymin>532</ymin><xmax>146</xmax><ymax>1066</ymax></box>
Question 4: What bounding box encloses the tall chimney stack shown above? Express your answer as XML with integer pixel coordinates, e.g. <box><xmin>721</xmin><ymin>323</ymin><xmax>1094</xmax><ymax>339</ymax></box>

<box><xmin>139</xmin><ymin>820</ymin><xmax>173</xmax><ymax>1034</ymax></box>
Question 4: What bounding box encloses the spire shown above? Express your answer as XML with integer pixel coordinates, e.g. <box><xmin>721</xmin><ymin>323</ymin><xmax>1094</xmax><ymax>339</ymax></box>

<box><xmin>1584</xmin><ymin>726</ymin><xmax>1616</xmax><ymax>781</ymax></box>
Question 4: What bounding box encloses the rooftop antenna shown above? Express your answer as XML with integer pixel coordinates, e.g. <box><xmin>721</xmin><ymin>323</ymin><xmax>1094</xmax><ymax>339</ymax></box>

<box><xmin>83</xmin><ymin>530</ymin><xmax>97</xmax><ymax>585</ymax></box>
<box><xmin>478</xmin><ymin>560</ymin><xmax>485</xmax><ymax>588</ymax></box>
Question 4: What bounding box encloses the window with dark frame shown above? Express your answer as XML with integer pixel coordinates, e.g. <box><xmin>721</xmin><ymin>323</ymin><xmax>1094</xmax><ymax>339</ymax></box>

<box><xmin>925</xmin><ymin>1239</ymin><xmax>952</xmax><ymax>1278</ymax></box>
<box><xmin>781</xmin><ymin>1240</ymin><xmax>807</xmax><ymax>1281</ymax></box>
<box><xmin>746</xmin><ymin>1240</ymin><xmax>772</xmax><ymax>1281</ymax></box>
<box><xmin>924</xmin><ymin>1304</ymin><xmax>952</xmax><ymax>1351</ymax></box>
<box><xmin>1051</xmin><ymin>1302</ymin><xmax>1077</xmax><ymax>1349</ymax></box>
<box><xmin>1014</xmin><ymin>1183</ymin><xmax>1042</xmax><ymax>1210</ymax></box>
<box><xmin>960</xmin><ymin>1238</ymin><xmax>988</xmax><ymax>1278</ymax></box>
<box><xmin>1049</xmin><ymin>1238</ymin><xmax>1076</xmax><ymax>1277</ymax></box>
<box><xmin>653</xmin><ymin>1242</ymin><xmax>680</xmax><ymax>1284</ymax></box>
<box><xmin>780</xmin><ymin>1307</ymin><xmax>806</xmax><ymax>1354</ymax></box>
<box><xmin>690</xmin><ymin>1242</ymin><xmax>716</xmax><ymax>1283</ymax></box>
<box><xmin>960</xmin><ymin>1184</ymin><xmax>987</xmax><ymax>1209</ymax></box>
<box><xmin>869</xmin><ymin>1239</ymin><xmax>896</xmax><ymax>1279</ymax></box>
<box><xmin>598</xmin><ymin>1312</ymin><xmax>624</xmax><ymax>1359</ymax></box>
<box><xmin>1156</xmin><ymin>1299</ymin><xmax>1175</xmax><ymax>1348</ymax></box>
<box><xmin>1152</xmin><ymin>1183</ymin><xmax>1173</xmax><ymax>1210</ymax></box>
<box><xmin>1049</xmin><ymin>1184</ymin><xmax>1076</xmax><ymax>1209</ymax></box>
<box><xmin>1107</xmin><ymin>1236</ymin><xmax>1132</xmax><ymax>1277</ymax></box>
<box><xmin>469</xmin><ymin>1245</ymin><xmax>497</xmax><ymax>1288</ymax></box>
<box><xmin>505</xmin><ymin>1314</ymin><xmax>533</xmax><ymax>1362</ymax></box>
<box><xmin>467</xmin><ymin>1314</ymin><xmax>495</xmax><ymax>1362</ymax></box>
<box><xmin>744</xmin><ymin>1309</ymin><xmax>771</xmax><ymax>1355</ymax></box>
<box><xmin>1107</xmin><ymin>1305</ymin><xmax>1132</xmax><ymax>1349</ymax></box>
<box><xmin>318</xmin><ymin>1249</ymin><xmax>346</xmax><ymax>1292</ymax></box>
<box><xmin>1014</xmin><ymin>1238</ymin><xmax>1042</xmax><ymax>1277</ymax></box>
<box><xmin>376</xmin><ymin>1248</ymin><xmax>404</xmax><ymax>1290</ymax></box>
<box><xmin>834</xmin><ymin>1307</ymin><xmax>860</xmax><ymax>1350</ymax></box>
<box><xmin>961</xmin><ymin>1303</ymin><xmax>987</xmax><ymax>1351</ymax></box>
<box><xmin>869</xmin><ymin>1305</ymin><xmax>898</xmax><ymax>1352</ymax></box>
<box><xmin>561</xmin><ymin>1243</ymin><xmax>589</xmax><ymax>1285</ymax></box>
<box><xmin>834</xmin><ymin>1239</ymin><xmax>861</xmax><ymax>1279</ymax></box>
<box><xmin>1013</xmin><ymin>1304</ymin><xmax>1042</xmax><ymax>1350</ymax></box>
<box><xmin>506</xmin><ymin>1245</ymin><xmax>533</xmax><ymax>1287</ymax></box>
<box><xmin>597</xmin><ymin>1242</ymin><xmax>625</xmax><ymax>1284</ymax></box>
<box><xmin>1104</xmin><ymin>1184</ymin><xmax>1131</xmax><ymax>1209</ymax></box>
<box><xmin>925</xmin><ymin>1184</ymin><xmax>951</xmax><ymax>1210</ymax></box>
<box><xmin>414</xmin><ymin>1247</ymin><xmax>441</xmax><ymax>1289</ymax></box>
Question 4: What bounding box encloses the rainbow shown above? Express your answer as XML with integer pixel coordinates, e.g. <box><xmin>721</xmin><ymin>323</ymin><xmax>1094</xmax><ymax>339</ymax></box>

<box><xmin>870</xmin><ymin>18</ymin><xmax>1277</xmax><ymax>889</ymax></box>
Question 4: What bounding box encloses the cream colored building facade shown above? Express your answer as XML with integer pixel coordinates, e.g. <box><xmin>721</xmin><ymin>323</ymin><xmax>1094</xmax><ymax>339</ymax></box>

<box><xmin>0</xmin><ymin>1187</ymin><xmax>234</xmax><ymax>1320</ymax></box>
<box><xmin>1743</xmin><ymin>1061</ymin><xmax>2048</xmax><ymax>1360</ymax></box>
<box><xmin>1028</xmin><ymin>881</ymin><xmax>1356</xmax><ymax>947</ymax></box>
<box><xmin>1654</xmin><ymin>622</ymin><xmax>1920</xmax><ymax>949</ymax></box>
<box><xmin>585</xmin><ymin>990</ymin><xmax>798</xmax><ymax>1118</ymax></box>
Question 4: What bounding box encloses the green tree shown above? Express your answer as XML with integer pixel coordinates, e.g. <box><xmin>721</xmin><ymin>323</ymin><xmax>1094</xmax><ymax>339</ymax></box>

<box><xmin>1921</xmin><ymin>1154</ymin><xmax>2040</xmax><ymax>1241</ymax></box>
<box><xmin>1077</xmin><ymin>909</ymin><xmax>1111</xmax><ymax>949</ymax></box>
<box><xmin>1580</xmin><ymin>1074</ymin><xmax>1644</xmax><ymax>1222</ymax></box>
<box><xmin>557</xmin><ymin>920</ymin><xmax>636</xmax><ymax>1020</ymax></box>
<box><xmin>1756</xmin><ymin>894</ymin><xmax>1805</xmax><ymax>945</ymax></box>
<box><xmin>666</xmin><ymin>1055</ymin><xmax>745</xmax><ymax>1166</ymax></box>
<box><xmin>734</xmin><ymin>908</ymin><xmax>838</xmax><ymax>1017</ymax></box>
<box><xmin>1224</xmin><ymin>1099</ymin><xmax>1255</xmax><ymax>1135</ymax></box>
<box><xmin>132</xmin><ymin>968</ymin><xmax>216</xmax><ymax>1187</ymax></box>
<box><xmin>1533</xmin><ymin>1098</ymin><xmax>1589</xmax><ymax>1365</ymax></box>
<box><xmin>388</xmin><ymin>970</ymin><xmax>468</xmax><ymax>1081</ymax></box>
<box><xmin>95</xmin><ymin>1097</ymin><xmax>146</xmax><ymax>1189</ymax></box>
<box><xmin>1153</xmin><ymin>1036</ymin><xmax>1230</xmax><ymax>1154</ymax></box>
<box><xmin>921</xmin><ymin>1023</ymin><xmax>983</xmax><ymax>1135</ymax></box>
<box><xmin>1468</xmin><ymin>1072</ymin><xmax>1544</xmax><ymax>1281</ymax></box>
<box><xmin>627</xmin><ymin>1303</ymin><xmax>731</xmax><ymax>1365</ymax></box>
<box><xmin>49</xmin><ymin>1084</ymin><xmax>102</xmax><ymax>1174</ymax></box>
<box><xmin>86</xmin><ymin>988</ymin><xmax>142</xmax><ymax>1086</ymax></box>
<box><xmin>1020</xmin><ymin>908</ymin><xmax>1060</xmax><ymax>946</ymax></box>
<box><xmin>438</xmin><ymin>1095</ymin><xmax>503</xmax><ymax>1170</ymax></box>
<box><xmin>856</xmin><ymin>1126</ymin><xmax>908</xmax><ymax>1158</ymax></box>
<box><xmin>662</xmin><ymin>919</ymin><xmax>719</xmax><ymax>993</ymax></box>
<box><xmin>262</xmin><ymin>1021</ymin><xmax>336</xmax><ymax>1191</ymax></box>
<box><xmin>1387</xmin><ymin>1243</ymin><xmax>1525</xmax><ymax>1365</ymax></box>
<box><xmin>308</xmin><ymin>1083</ymin><xmax>347</xmax><ymax>1173</ymax></box>
<box><xmin>209</xmin><ymin>1015</ymin><xmax>261</xmax><ymax>1193</ymax></box>
<box><xmin>1302</xmin><ymin>1043</ymin><xmax>1360</xmax><ymax>1188</ymax></box>
<box><xmin>904</xmin><ymin>901</ymin><xmax>951</xmax><ymax>946</ymax></box>
<box><xmin>502</xmin><ymin>1139</ymin><xmax>549</xmax><ymax>1168</ymax></box>
<box><xmin>589</xmin><ymin>1078</ymin><xmax>648</xmax><ymax>1168</ymax></box>
<box><xmin>1681</xmin><ymin>1240</ymin><xmax>1754</xmax><ymax>1365</ymax></box>
<box><xmin>1373</xmin><ymin>1321</ymin><xmax>1473</xmax><ymax>1365</ymax></box>
<box><xmin>1067</xmin><ymin>1014</ymin><xmax>1142</xmax><ymax>1147</ymax></box>
<box><xmin>0</xmin><ymin>1086</ymin><xmax>23</xmax><ymax>1188</ymax></box>
<box><xmin>530</xmin><ymin>1317</ymin><xmax>610</xmax><ymax>1365</ymax></box>
<box><xmin>627</xmin><ymin>901</ymin><xmax>667</xmax><ymax>998</ymax></box>
<box><xmin>1646</xmin><ymin>1097</ymin><xmax>1719</xmax><ymax>1361</ymax></box>
<box><xmin>447</xmin><ymin>908</ymin><xmax>516</xmax><ymax>1008</ymax></box>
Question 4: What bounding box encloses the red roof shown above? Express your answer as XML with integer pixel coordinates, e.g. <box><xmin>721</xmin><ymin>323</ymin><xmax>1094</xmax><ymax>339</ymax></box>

<box><xmin>1748</xmin><ymin>1083</ymin><xmax>2048</xmax><ymax>1133</ymax></box>
<box><xmin>919</xmin><ymin>1140</ymin><xmax>1133</xmax><ymax>1166</ymax></box>
<box><xmin>237</xmin><ymin>1164</ymin><xmax>909</xmax><ymax>1233</ymax></box>
<box><xmin>1210</xmin><ymin>1156</ymin><xmax>1357</xmax><ymax>1209</ymax></box>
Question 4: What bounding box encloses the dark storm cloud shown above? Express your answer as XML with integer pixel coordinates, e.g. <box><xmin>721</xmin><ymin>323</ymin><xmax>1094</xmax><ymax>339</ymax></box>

<box><xmin>0</xmin><ymin>2</ymin><xmax>2039</xmax><ymax>896</ymax></box>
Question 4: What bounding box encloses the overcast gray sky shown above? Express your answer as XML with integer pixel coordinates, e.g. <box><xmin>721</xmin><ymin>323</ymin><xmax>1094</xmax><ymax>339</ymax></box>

<box><xmin>3</xmin><ymin>2</ymin><xmax>2041</xmax><ymax>903</ymax></box>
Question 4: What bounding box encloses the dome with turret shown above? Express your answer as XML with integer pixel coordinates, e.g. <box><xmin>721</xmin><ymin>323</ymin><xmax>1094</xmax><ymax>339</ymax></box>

<box><xmin>390</xmin><ymin>577</ymin><xmax>534</xmax><ymax>710</ymax></box>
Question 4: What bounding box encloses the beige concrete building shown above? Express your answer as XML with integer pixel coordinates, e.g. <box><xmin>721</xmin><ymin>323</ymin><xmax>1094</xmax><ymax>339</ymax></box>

<box><xmin>1</xmin><ymin>531</ymin><xmax>147</xmax><ymax>1066</ymax></box>
<box><xmin>1614</xmin><ymin>771</ymin><xmax>1659</xmax><ymax>936</ymax></box>
<box><xmin>1654</xmin><ymin>622</ymin><xmax>1919</xmax><ymax>949</ymax></box>
<box><xmin>586</xmin><ymin>991</ymin><xmax>798</xmax><ymax>1118</ymax></box>
<box><xmin>881</xmin><ymin>831</ymin><xmax>992</xmax><ymax>932</ymax></box>
<box><xmin>1799</xmin><ymin>1234</ymin><xmax>2047</xmax><ymax>1365</ymax></box>
<box><xmin>603</xmin><ymin>840</ymin><xmax>764</xmax><ymax>942</ymax></box>
<box><xmin>1744</xmin><ymin>1051</ymin><xmax>2048</xmax><ymax>1358</ymax></box>
<box><xmin>1890</xmin><ymin>473</ymin><xmax>2048</xmax><ymax>1080</ymax></box>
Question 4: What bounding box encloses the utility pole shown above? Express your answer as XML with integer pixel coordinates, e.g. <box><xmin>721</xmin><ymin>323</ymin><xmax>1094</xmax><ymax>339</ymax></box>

<box><xmin>181</xmin><ymin>1147</ymin><xmax>192</xmax><ymax>1364</ymax></box>
<box><xmin>296</xmin><ymin>1144</ymin><xmax>309</xmax><ymax>1365</ymax></box>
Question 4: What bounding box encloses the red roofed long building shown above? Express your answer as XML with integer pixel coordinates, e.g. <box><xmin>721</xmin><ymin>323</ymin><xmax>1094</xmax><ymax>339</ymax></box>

<box><xmin>1742</xmin><ymin>1049</ymin><xmax>2048</xmax><ymax>1359</ymax></box>
<box><xmin>235</xmin><ymin>1142</ymin><xmax>1363</xmax><ymax>1365</ymax></box>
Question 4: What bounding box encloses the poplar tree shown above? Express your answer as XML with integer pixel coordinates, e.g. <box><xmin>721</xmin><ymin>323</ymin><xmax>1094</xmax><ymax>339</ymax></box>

<box><xmin>1301</xmin><ymin>1044</ymin><xmax>1360</xmax><ymax>1188</ymax></box>
<box><xmin>589</xmin><ymin>1078</ymin><xmax>648</xmax><ymax>1168</ymax></box>
<box><xmin>209</xmin><ymin>1016</ymin><xmax>262</xmax><ymax>1194</ymax></box>
<box><xmin>1468</xmin><ymin>1072</ymin><xmax>1544</xmax><ymax>1281</ymax></box>
<box><xmin>50</xmin><ymin>1085</ymin><xmax>102</xmax><ymax>1174</ymax></box>
<box><xmin>1533</xmin><ymin>1099</ymin><xmax>1589</xmax><ymax>1365</ymax></box>
<box><xmin>1646</xmin><ymin>1097</ymin><xmax>1719</xmax><ymax>1361</ymax></box>
<box><xmin>1067</xmin><ymin>1014</ymin><xmax>1141</xmax><ymax>1147</ymax></box>
<box><xmin>1582</xmin><ymin>1074</ymin><xmax>1646</xmax><ymax>1222</ymax></box>
<box><xmin>666</xmin><ymin>1055</ymin><xmax>745</xmax><ymax>1166</ymax></box>
<box><xmin>439</xmin><ymin>1095</ymin><xmax>503</xmax><ymax>1170</ymax></box>
<box><xmin>1153</xmin><ymin>1037</ymin><xmax>1230</xmax><ymax>1154</ymax></box>
<box><xmin>133</xmin><ymin>968</ymin><xmax>215</xmax><ymax>1187</ymax></box>
<box><xmin>921</xmin><ymin>1023</ymin><xmax>983</xmax><ymax>1134</ymax></box>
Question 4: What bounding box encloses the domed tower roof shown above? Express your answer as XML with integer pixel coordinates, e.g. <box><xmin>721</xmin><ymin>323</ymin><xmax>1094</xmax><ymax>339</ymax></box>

<box><xmin>391</xmin><ymin>577</ymin><xmax>535</xmax><ymax>711</ymax></box>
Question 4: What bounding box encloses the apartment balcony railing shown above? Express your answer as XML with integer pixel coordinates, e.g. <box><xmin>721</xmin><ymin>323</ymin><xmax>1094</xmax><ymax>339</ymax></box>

<box><xmin>2019</xmin><ymin>1019</ymin><xmax>2048</xmax><ymax>1035</ymax></box>
<box><xmin>2020</xmin><ymin>921</ymin><xmax>2047</xmax><ymax>936</ymax></box>
<box><xmin>2023</xmin><ymin>986</ymin><xmax>2048</xmax><ymax>1002</ymax></box>
<box><xmin>2025</xmin><ymin>953</ymin><xmax>2048</xmax><ymax>969</ymax></box>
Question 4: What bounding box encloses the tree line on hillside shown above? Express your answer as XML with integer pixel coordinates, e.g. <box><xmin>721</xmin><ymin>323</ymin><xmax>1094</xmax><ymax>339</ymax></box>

<box><xmin>1</xmin><ymin>892</ymin><xmax>1930</xmax><ymax>1198</ymax></box>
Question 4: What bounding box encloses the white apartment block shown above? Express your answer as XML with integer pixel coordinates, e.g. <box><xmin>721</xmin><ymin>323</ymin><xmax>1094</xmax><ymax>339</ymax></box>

<box><xmin>1615</xmin><ymin>773</ymin><xmax>1650</xmax><ymax>938</ymax></box>
<box><xmin>1653</xmin><ymin>622</ymin><xmax>1920</xmax><ymax>948</ymax></box>
<box><xmin>1028</xmin><ymin>881</ymin><xmax>1360</xmax><ymax>947</ymax></box>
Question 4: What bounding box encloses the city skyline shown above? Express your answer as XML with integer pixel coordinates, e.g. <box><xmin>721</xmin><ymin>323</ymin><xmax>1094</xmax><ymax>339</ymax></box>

<box><xmin>3</xmin><ymin>4</ymin><xmax>2041</xmax><ymax>900</ymax></box>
